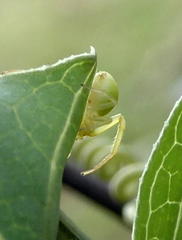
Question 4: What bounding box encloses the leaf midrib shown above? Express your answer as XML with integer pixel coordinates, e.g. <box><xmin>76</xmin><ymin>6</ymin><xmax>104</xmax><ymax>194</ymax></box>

<box><xmin>43</xmin><ymin>62</ymin><xmax>96</xmax><ymax>236</ymax></box>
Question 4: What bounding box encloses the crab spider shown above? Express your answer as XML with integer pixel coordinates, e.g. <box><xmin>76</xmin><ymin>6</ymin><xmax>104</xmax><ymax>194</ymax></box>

<box><xmin>77</xmin><ymin>71</ymin><xmax>126</xmax><ymax>176</ymax></box>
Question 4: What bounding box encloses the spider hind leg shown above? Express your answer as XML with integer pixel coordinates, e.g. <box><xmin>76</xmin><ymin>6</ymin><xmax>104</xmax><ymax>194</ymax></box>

<box><xmin>81</xmin><ymin>114</ymin><xmax>126</xmax><ymax>176</ymax></box>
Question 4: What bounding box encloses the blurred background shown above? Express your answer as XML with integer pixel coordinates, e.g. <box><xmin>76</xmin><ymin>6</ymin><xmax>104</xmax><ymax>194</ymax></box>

<box><xmin>1</xmin><ymin>0</ymin><xmax>182</xmax><ymax>239</ymax></box>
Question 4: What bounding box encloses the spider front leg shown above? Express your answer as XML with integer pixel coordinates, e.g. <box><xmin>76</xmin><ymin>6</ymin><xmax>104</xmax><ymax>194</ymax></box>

<box><xmin>81</xmin><ymin>114</ymin><xmax>126</xmax><ymax>176</ymax></box>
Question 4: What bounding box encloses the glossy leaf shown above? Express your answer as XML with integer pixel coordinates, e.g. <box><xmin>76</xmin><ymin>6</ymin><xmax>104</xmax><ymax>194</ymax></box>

<box><xmin>0</xmin><ymin>48</ymin><xmax>96</xmax><ymax>240</ymax></box>
<box><xmin>57</xmin><ymin>211</ymin><xmax>90</xmax><ymax>240</ymax></box>
<box><xmin>133</xmin><ymin>96</ymin><xmax>182</xmax><ymax>240</ymax></box>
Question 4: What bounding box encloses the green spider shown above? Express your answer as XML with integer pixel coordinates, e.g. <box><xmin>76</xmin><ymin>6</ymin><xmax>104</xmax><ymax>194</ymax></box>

<box><xmin>77</xmin><ymin>71</ymin><xmax>126</xmax><ymax>176</ymax></box>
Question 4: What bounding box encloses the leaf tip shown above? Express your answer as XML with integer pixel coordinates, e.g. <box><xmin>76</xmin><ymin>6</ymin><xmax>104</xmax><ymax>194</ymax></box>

<box><xmin>89</xmin><ymin>46</ymin><xmax>96</xmax><ymax>55</ymax></box>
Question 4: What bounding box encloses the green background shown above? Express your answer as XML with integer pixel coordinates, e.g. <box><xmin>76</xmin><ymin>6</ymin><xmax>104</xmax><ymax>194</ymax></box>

<box><xmin>1</xmin><ymin>0</ymin><xmax>182</xmax><ymax>239</ymax></box>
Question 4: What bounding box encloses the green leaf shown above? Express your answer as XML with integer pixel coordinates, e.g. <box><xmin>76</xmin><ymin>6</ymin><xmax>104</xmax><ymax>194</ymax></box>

<box><xmin>0</xmin><ymin>48</ymin><xmax>96</xmax><ymax>240</ymax></box>
<box><xmin>57</xmin><ymin>211</ymin><xmax>90</xmax><ymax>240</ymax></box>
<box><xmin>133</xmin><ymin>96</ymin><xmax>182</xmax><ymax>240</ymax></box>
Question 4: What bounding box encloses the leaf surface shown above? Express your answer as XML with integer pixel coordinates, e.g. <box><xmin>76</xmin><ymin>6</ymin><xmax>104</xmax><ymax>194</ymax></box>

<box><xmin>0</xmin><ymin>48</ymin><xmax>96</xmax><ymax>240</ymax></box>
<box><xmin>133</xmin><ymin>96</ymin><xmax>182</xmax><ymax>240</ymax></box>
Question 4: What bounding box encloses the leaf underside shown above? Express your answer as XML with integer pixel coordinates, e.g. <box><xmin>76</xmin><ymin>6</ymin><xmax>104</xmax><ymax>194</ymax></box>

<box><xmin>0</xmin><ymin>49</ymin><xmax>96</xmax><ymax>240</ymax></box>
<box><xmin>133</xmin><ymin>96</ymin><xmax>182</xmax><ymax>240</ymax></box>
<box><xmin>57</xmin><ymin>211</ymin><xmax>90</xmax><ymax>240</ymax></box>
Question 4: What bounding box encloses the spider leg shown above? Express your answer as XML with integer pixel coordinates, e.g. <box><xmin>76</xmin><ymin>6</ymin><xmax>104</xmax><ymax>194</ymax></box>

<box><xmin>81</xmin><ymin>114</ymin><xmax>126</xmax><ymax>176</ymax></box>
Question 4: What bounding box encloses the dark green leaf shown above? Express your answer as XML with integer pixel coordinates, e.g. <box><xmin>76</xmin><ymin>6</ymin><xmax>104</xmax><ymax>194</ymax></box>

<box><xmin>133</xmin><ymin>97</ymin><xmax>182</xmax><ymax>240</ymax></box>
<box><xmin>0</xmin><ymin>48</ymin><xmax>96</xmax><ymax>240</ymax></box>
